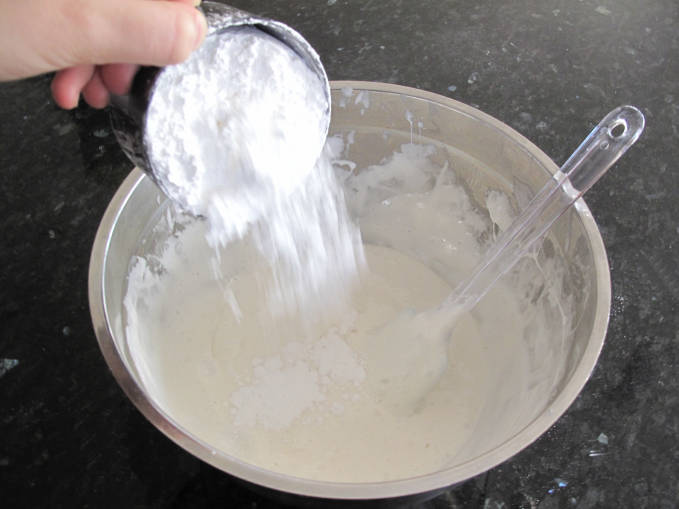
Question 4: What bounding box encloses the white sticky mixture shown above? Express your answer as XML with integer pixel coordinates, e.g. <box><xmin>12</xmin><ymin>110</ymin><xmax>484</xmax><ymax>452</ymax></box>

<box><xmin>123</xmin><ymin>139</ymin><xmax>575</xmax><ymax>482</ymax></box>
<box><xmin>145</xmin><ymin>27</ymin><xmax>363</xmax><ymax>313</ymax></box>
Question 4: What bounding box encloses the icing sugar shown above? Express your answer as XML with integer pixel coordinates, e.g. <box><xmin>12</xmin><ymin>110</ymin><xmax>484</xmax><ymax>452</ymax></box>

<box><xmin>230</xmin><ymin>328</ymin><xmax>365</xmax><ymax>430</ymax></box>
<box><xmin>145</xmin><ymin>26</ymin><xmax>363</xmax><ymax>312</ymax></box>
<box><xmin>146</xmin><ymin>26</ymin><xmax>327</xmax><ymax>225</ymax></box>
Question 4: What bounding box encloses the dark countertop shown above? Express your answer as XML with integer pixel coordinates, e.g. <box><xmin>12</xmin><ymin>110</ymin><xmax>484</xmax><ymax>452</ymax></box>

<box><xmin>1</xmin><ymin>0</ymin><xmax>677</xmax><ymax>507</ymax></box>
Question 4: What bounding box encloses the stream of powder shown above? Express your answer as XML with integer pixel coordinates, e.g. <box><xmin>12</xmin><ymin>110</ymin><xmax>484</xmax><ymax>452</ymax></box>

<box><xmin>145</xmin><ymin>27</ymin><xmax>364</xmax><ymax>313</ymax></box>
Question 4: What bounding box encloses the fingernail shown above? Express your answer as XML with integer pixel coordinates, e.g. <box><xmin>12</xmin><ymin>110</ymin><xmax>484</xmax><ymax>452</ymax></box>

<box><xmin>193</xmin><ymin>9</ymin><xmax>208</xmax><ymax>49</ymax></box>
<box><xmin>193</xmin><ymin>0</ymin><xmax>202</xmax><ymax>6</ymax></box>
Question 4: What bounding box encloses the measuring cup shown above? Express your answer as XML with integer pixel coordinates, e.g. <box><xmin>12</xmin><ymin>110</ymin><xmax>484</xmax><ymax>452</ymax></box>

<box><xmin>108</xmin><ymin>1</ymin><xmax>331</xmax><ymax>191</ymax></box>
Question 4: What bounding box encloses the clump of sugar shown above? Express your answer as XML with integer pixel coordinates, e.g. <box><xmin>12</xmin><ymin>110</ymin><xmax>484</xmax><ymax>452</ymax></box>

<box><xmin>144</xmin><ymin>26</ymin><xmax>364</xmax><ymax>312</ymax></box>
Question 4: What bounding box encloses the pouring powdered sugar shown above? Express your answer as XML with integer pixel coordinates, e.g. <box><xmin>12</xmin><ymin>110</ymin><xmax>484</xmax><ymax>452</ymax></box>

<box><xmin>123</xmin><ymin>27</ymin><xmax>580</xmax><ymax>483</ymax></box>
<box><xmin>145</xmin><ymin>26</ymin><xmax>363</xmax><ymax>312</ymax></box>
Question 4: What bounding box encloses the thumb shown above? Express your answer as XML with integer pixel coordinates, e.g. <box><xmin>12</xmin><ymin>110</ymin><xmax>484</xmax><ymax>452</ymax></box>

<box><xmin>71</xmin><ymin>0</ymin><xmax>208</xmax><ymax>67</ymax></box>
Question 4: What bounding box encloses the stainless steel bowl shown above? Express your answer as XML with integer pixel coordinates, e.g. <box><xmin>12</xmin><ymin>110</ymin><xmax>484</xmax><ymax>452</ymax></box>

<box><xmin>89</xmin><ymin>81</ymin><xmax>610</xmax><ymax>503</ymax></box>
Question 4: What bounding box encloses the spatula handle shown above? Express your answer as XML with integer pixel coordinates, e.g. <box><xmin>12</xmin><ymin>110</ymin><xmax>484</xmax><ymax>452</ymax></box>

<box><xmin>443</xmin><ymin>105</ymin><xmax>645</xmax><ymax>312</ymax></box>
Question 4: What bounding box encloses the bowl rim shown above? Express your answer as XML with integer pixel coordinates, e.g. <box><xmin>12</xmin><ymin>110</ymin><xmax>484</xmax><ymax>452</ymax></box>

<box><xmin>89</xmin><ymin>80</ymin><xmax>611</xmax><ymax>500</ymax></box>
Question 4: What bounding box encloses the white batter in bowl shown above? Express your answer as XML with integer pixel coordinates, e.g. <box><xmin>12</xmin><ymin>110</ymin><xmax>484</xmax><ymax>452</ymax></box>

<box><xmin>89</xmin><ymin>82</ymin><xmax>610</xmax><ymax>502</ymax></box>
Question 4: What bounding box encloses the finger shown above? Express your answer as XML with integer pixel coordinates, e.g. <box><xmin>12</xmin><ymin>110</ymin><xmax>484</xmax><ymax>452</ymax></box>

<box><xmin>50</xmin><ymin>65</ymin><xmax>95</xmax><ymax>109</ymax></box>
<box><xmin>82</xmin><ymin>69</ymin><xmax>110</xmax><ymax>109</ymax></box>
<box><xmin>99</xmin><ymin>64</ymin><xmax>139</xmax><ymax>95</ymax></box>
<box><xmin>93</xmin><ymin>0</ymin><xmax>202</xmax><ymax>96</ymax></box>
<box><xmin>71</xmin><ymin>0</ymin><xmax>208</xmax><ymax>67</ymax></box>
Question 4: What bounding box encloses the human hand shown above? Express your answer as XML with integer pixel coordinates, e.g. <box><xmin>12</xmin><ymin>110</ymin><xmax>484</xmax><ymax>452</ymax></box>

<box><xmin>0</xmin><ymin>0</ymin><xmax>207</xmax><ymax>109</ymax></box>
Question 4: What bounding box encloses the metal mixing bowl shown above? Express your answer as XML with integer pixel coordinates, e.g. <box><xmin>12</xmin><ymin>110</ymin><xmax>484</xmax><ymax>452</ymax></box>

<box><xmin>89</xmin><ymin>81</ymin><xmax>610</xmax><ymax>504</ymax></box>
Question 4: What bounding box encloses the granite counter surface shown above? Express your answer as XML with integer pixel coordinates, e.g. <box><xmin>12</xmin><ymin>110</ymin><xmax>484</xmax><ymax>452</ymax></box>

<box><xmin>1</xmin><ymin>0</ymin><xmax>677</xmax><ymax>507</ymax></box>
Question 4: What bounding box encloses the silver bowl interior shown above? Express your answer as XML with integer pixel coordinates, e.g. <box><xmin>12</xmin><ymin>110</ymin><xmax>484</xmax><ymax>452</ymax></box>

<box><xmin>89</xmin><ymin>81</ymin><xmax>610</xmax><ymax>500</ymax></box>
